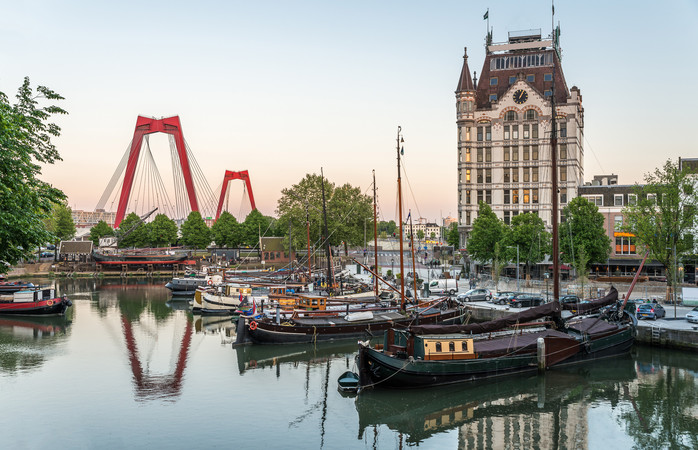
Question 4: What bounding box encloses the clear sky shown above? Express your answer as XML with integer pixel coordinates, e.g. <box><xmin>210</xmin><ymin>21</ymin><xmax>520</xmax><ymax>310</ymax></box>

<box><xmin>2</xmin><ymin>0</ymin><xmax>696</xmax><ymax>224</ymax></box>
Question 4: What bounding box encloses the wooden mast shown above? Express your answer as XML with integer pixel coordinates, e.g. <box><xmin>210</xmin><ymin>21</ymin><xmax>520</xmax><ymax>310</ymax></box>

<box><xmin>396</xmin><ymin>126</ymin><xmax>405</xmax><ymax>310</ymax></box>
<box><xmin>372</xmin><ymin>170</ymin><xmax>380</xmax><ymax>297</ymax></box>
<box><xmin>306</xmin><ymin>204</ymin><xmax>312</xmax><ymax>284</ymax></box>
<box><xmin>551</xmin><ymin>15</ymin><xmax>560</xmax><ymax>301</ymax></box>
<box><xmin>409</xmin><ymin>210</ymin><xmax>418</xmax><ymax>301</ymax></box>
<box><xmin>320</xmin><ymin>168</ymin><xmax>333</xmax><ymax>290</ymax></box>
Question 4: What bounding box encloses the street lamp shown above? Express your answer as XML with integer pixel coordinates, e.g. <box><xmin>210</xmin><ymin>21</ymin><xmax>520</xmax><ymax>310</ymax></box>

<box><xmin>391</xmin><ymin>258</ymin><xmax>395</xmax><ymax>279</ymax></box>
<box><xmin>508</xmin><ymin>245</ymin><xmax>520</xmax><ymax>292</ymax></box>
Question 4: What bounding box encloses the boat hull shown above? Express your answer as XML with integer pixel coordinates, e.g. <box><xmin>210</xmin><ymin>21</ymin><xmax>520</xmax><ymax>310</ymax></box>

<box><xmin>0</xmin><ymin>297</ymin><xmax>72</xmax><ymax>316</ymax></box>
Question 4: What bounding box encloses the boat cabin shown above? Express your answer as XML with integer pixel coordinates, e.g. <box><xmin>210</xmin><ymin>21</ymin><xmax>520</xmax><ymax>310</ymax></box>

<box><xmin>384</xmin><ymin>329</ymin><xmax>477</xmax><ymax>361</ymax></box>
<box><xmin>0</xmin><ymin>288</ymin><xmax>55</xmax><ymax>303</ymax></box>
<box><xmin>295</xmin><ymin>294</ymin><xmax>327</xmax><ymax>311</ymax></box>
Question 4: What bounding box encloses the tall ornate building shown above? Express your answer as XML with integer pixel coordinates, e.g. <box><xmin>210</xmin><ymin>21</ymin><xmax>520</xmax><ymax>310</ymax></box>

<box><xmin>456</xmin><ymin>29</ymin><xmax>584</xmax><ymax>248</ymax></box>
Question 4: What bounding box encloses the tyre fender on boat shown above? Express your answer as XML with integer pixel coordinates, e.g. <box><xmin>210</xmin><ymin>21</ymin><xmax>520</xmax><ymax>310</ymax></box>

<box><xmin>207</xmin><ymin>279</ymin><xmax>213</xmax><ymax>286</ymax></box>
<box><xmin>47</xmin><ymin>300</ymin><xmax>54</xmax><ymax>306</ymax></box>
<box><xmin>249</xmin><ymin>321</ymin><xmax>258</xmax><ymax>331</ymax></box>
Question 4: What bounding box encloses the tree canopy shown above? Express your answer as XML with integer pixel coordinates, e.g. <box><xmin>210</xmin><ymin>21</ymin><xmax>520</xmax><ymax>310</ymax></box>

<box><xmin>180</xmin><ymin>211</ymin><xmax>211</xmax><ymax>249</ymax></box>
<box><xmin>211</xmin><ymin>211</ymin><xmax>243</xmax><ymax>247</ymax></box>
<box><xmin>560</xmin><ymin>196</ymin><xmax>611</xmax><ymax>269</ymax></box>
<box><xmin>623</xmin><ymin>159</ymin><xmax>698</xmax><ymax>284</ymax></box>
<box><xmin>90</xmin><ymin>220</ymin><xmax>114</xmax><ymax>246</ymax></box>
<box><xmin>446</xmin><ymin>222</ymin><xmax>460</xmax><ymax>248</ymax></box>
<box><xmin>117</xmin><ymin>212</ymin><xmax>149</xmax><ymax>248</ymax></box>
<box><xmin>0</xmin><ymin>78</ymin><xmax>67</xmax><ymax>270</ymax></box>
<box><xmin>466</xmin><ymin>202</ymin><xmax>505</xmax><ymax>264</ymax></box>
<box><xmin>147</xmin><ymin>214</ymin><xmax>178</xmax><ymax>247</ymax></box>
<box><xmin>45</xmin><ymin>202</ymin><xmax>76</xmax><ymax>245</ymax></box>
<box><xmin>503</xmin><ymin>212</ymin><xmax>550</xmax><ymax>276</ymax></box>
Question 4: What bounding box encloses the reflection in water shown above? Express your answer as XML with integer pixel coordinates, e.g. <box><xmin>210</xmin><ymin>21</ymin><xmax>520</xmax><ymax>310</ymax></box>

<box><xmin>0</xmin><ymin>316</ymin><xmax>71</xmax><ymax>374</ymax></box>
<box><xmin>234</xmin><ymin>341</ymin><xmax>358</xmax><ymax>375</ymax></box>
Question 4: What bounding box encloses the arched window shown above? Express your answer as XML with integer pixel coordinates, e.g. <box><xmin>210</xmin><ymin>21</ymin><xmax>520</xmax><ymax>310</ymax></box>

<box><xmin>525</xmin><ymin>109</ymin><xmax>537</xmax><ymax>121</ymax></box>
<box><xmin>449</xmin><ymin>342</ymin><xmax>455</xmax><ymax>352</ymax></box>
<box><xmin>505</xmin><ymin>111</ymin><xmax>517</xmax><ymax>121</ymax></box>
<box><xmin>435</xmin><ymin>342</ymin><xmax>442</xmax><ymax>352</ymax></box>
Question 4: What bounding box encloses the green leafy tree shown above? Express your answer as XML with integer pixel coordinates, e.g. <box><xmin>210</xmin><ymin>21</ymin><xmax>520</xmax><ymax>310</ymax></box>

<box><xmin>467</xmin><ymin>202</ymin><xmax>504</xmax><ymax>265</ymax></box>
<box><xmin>560</xmin><ymin>196</ymin><xmax>612</xmax><ymax>271</ymax></box>
<box><xmin>211</xmin><ymin>211</ymin><xmax>243</xmax><ymax>247</ymax></box>
<box><xmin>623</xmin><ymin>159</ymin><xmax>698</xmax><ymax>297</ymax></box>
<box><xmin>90</xmin><ymin>220</ymin><xmax>114</xmax><ymax>246</ymax></box>
<box><xmin>180</xmin><ymin>211</ymin><xmax>211</xmax><ymax>249</ymax></box>
<box><xmin>503</xmin><ymin>212</ymin><xmax>550</xmax><ymax>279</ymax></box>
<box><xmin>147</xmin><ymin>214</ymin><xmax>178</xmax><ymax>247</ymax></box>
<box><xmin>117</xmin><ymin>212</ymin><xmax>149</xmax><ymax>248</ymax></box>
<box><xmin>430</xmin><ymin>232</ymin><xmax>436</xmax><ymax>240</ymax></box>
<box><xmin>417</xmin><ymin>229</ymin><xmax>425</xmax><ymax>241</ymax></box>
<box><xmin>241</xmin><ymin>209</ymin><xmax>272</xmax><ymax>247</ymax></box>
<box><xmin>446</xmin><ymin>222</ymin><xmax>460</xmax><ymax>248</ymax></box>
<box><xmin>0</xmin><ymin>77</ymin><xmax>67</xmax><ymax>271</ymax></box>
<box><xmin>378</xmin><ymin>220</ymin><xmax>397</xmax><ymax>237</ymax></box>
<box><xmin>276</xmin><ymin>173</ymin><xmax>372</xmax><ymax>252</ymax></box>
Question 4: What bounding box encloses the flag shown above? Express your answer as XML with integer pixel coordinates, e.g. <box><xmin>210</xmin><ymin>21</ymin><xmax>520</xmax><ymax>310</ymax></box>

<box><xmin>251</xmin><ymin>301</ymin><xmax>256</xmax><ymax>316</ymax></box>
<box><xmin>239</xmin><ymin>291</ymin><xmax>243</xmax><ymax>303</ymax></box>
<box><xmin>483</xmin><ymin>10</ymin><xmax>488</xmax><ymax>20</ymax></box>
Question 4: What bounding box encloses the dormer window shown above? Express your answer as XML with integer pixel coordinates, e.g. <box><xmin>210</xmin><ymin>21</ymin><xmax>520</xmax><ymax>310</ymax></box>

<box><xmin>544</xmin><ymin>73</ymin><xmax>553</xmax><ymax>82</ymax></box>
<box><xmin>490</xmin><ymin>77</ymin><xmax>498</xmax><ymax>86</ymax></box>
<box><xmin>526</xmin><ymin>74</ymin><xmax>535</xmax><ymax>82</ymax></box>
<box><xmin>489</xmin><ymin>94</ymin><xmax>498</xmax><ymax>102</ymax></box>
<box><xmin>544</xmin><ymin>90</ymin><xmax>552</xmax><ymax>97</ymax></box>
<box><xmin>509</xmin><ymin>76</ymin><xmax>517</xmax><ymax>85</ymax></box>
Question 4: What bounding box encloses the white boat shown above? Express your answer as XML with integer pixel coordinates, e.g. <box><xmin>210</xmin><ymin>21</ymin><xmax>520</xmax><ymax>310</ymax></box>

<box><xmin>199</xmin><ymin>283</ymin><xmax>253</xmax><ymax>315</ymax></box>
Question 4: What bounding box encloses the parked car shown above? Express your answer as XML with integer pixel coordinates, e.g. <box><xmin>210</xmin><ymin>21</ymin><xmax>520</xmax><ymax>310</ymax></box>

<box><xmin>508</xmin><ymin>293</ymin><xmax>543</xmax><ymax>308</ymax></box>
<box><xmin>492</xmin><ymin>291</ymin><xmax>517</xmax><ymax>305</ymax></box>
<box><xmin>686</xmin><ymin>307</ymin><xmax>698</xmax><ymax>324</ymax></box>
<box><xmin>636</xmin><ymin>303</ymin><xmax>666</xmax><ymax>320</ymax></box>
<box><xmin>559</xmin><ymin>295</ymin><xmax>581</xmax><ymax>305</ymax></box>
<box><xmin>457</xmin><ymin>288</ymin><xmax>492</xmax><ymax>303</ymax></box>
<box><xmin>426</xmin><ymin>279</ymin><xmax>458</xmax><ymax>295</ymax></box>
<box><xmin>40</xmin><ymin>251</ymin><xmax>54</xmax><ymax>258</ymax></box>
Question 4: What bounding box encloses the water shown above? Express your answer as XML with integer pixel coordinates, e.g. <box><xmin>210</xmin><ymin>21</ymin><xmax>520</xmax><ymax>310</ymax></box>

<box><xmin>1</xmin><ymin>279</ymin><xmax>697</xmax><ymax>449</ymax></box>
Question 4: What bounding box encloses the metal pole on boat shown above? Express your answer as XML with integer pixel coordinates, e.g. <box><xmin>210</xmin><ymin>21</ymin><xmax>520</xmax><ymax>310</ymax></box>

<box><xmin>396</xmin><ymin>126</ymin><xmax>406</xmax><ymax>310</ymax></box>
<box><xmin>276</xmin><ymin>304</ymin><xmax>281</xmax><ymax>325</ymax></box>
<box><xmin>537</xmin><ymin>337</ymin><xmax>546</xmax><ymax>373</ymax></box>
<box><xmin>373</xmin><ymin>170</ymin><xmax>380</xmax><ymax>298</ymax></box>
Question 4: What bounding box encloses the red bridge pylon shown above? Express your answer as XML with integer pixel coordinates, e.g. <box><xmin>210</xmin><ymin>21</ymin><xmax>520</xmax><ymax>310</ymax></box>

<box><xmin>215</xmin><ymin>170</ymin><xmax>256</xmax><ymax>220</ymax></box>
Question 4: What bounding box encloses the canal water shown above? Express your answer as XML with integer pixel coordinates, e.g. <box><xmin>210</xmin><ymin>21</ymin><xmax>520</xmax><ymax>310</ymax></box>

<box><xmin>1</xmin><ymin>279</ymin><xmax>696</xmax><ymax>449</ymax></box>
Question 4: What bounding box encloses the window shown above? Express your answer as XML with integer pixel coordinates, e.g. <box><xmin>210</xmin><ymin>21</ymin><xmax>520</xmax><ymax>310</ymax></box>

<box><xmin>465</xmin><ymin>147</ymin><xmax>471</xmax><ymax>162</ymax></box>
<box><xmin>449</xmin><ymin>342</ymin><xmax>455</xmax><ymax>352</ymax></box>
<box><xmin>477</xmin><ymin>190</ymin><xmax>483</xmax><ymax>203</ymax></box>
<box><xmin>614</xmin><ymin>215</ymin><xmax>623</xmax><ymax>230</ymax></box>
<box><xmin>490</xmin><ymin>77</ymin><xmax>498</xmax><ymax>86</ymax></box>
<box><xmin>512</xmin><ymin>168</ymin><xmax>519</xmax><ymax>182</ymax></box>
<box><xmin>477</xmin><ymin>127</ymin><xmax>483</xmax><ymax>141</ymax></box>
<box><xmin>512</xmin><ymin>147</ymin><xmax>519</xmax><ymax>161</ymax></box>
<box><xmin>465</xmin><ymin>190</ymin><xmax>471</xmax><ymax>204</ymax></box>
<box><xmin>532</xmin><ymin>124</ymin><xmax>539</xmax><ymax>138</ymax></box>
<box><xmin>459</xmin><ymin>169</ymin><xmax>462</xmax><ymax>183</ymax></box>
<box><xmin>466</xmin><ymin>212</ymin><xmax>471</xmax><ymax>225</ymax></box>
<box><xmin>523</xmin><ymin>124</ymin><xmax>529</xmax><ymax>139</ymax></box>
<box><xmin>616</xmin><ymin>236</ymin><xmax>637</xmax><ymax>255</ymax></box>
<box><xmin>560</xmin><ymin>188</ymin><xmax>567</xmax><ymax>204</ymax></box>
<box><xmin>525</xmin><ymin>110</ymin><xmax>537</xmax><ymax>121</ymax></box>
<box><xmin>523</xmin><ymin>168</ymin><xmax>530</xmax><ymax>182</ymax></box>
<box><xmin>485</xmin><ymin>148</ymin><xmax>491</xmax><ymax>162</ymax></box>
<box><xmin>523</xmin><ymin>146</ymin><xmax>530</xmax><ymax>161</ymax></box>
<box><xmin>489</xmin><ymin>94</ymin><xmax>498</xmax><ymax>102</ymax></box>
<box><xmin>614</xmin><ymin>194</ymin><xmax>623</xmax><ymax>206</ymax></box>
<box><xmin>466</xmin><ymin>127</ymin><xmax>471</xmax><ymax>141</ymax></box>
<box><xmin>509</xmin><ymin>76</ymin><xmax>517</xmax><ymax>85</ymax></box>
<box><xmin>560</xmin><ymin>144</ymin><xmax>567</xmax><ymax>159</ymax></box>
<box><xmin>477</xmin><ymin>148</ymin><xmax>483</xmax><ymax>162</ymax></box>
<box><xmin>503</xmin><ymin>168</ymin><xmax>510</xmax><ymax>183</ymax></box>
<box><xmin>545</xmin><ymin>90</ymin><xmax>552</xmax><ymax>97</ymax></box>
<box><xmin>465</xmin><ymin>169</ymin><xmax>471</xmax><ymax>182</ymax></box>
<box><xmin>435</xmin><ymin>342</ymin><xmax>442</xmax><ymax>352</ymax></box>
<box><xmin>503</xmin><ymin>146</ymin><xmax>510</xmax><ymax>161</ymax></box>
<box><xmin>485</xmin><ymin>169</ymin><xmax>491</xmax><ymax>183</ymax></box>
<box><xmin>532</xmin><ymin>167</ymin><xmax>539</xmax><ymax>182</ymax></box>
<box><xmin>485</xmin><ymin>126</ymin><xmax>492</xmax><ymax>141</ymax></box>
<box><xmin>560</xmin><ymin>167</ymin><xmax>567</xmax><ymax>182</ymax></box>
<box><xmin>486</xmin><ymin>190</ymin><xmax>492</xmax><ymax>204</ymax></box>
<box><xmin>477</xmin><ymin>170</ymin><xmax>483</xmax><ymax>183</ymax></box>
<box><xmin>647</xmin><ymin>193</ymin><xmax>657</xmax><ymax>203</ymax></box>
<box><xmin>505</xmin><ymin>111</ymin><xmax>517</xmax><ymax>121</ymax></box>
<box><xmin>523</xmin><ymin>189</ymin><xmax>530</xmax><ymax>204</ymax></box>
<box><xmin>532</xmin><ymin>145</ymin><xmax>539</xmax><ymax>160</ymax></box>
<box><xmin>532</xmin><ymin>189</ymin><xmax>539</xmax><ymax>204</ymax></box>
<box><xmin>628</xmin><ymin>194</ymin><xmax>637</xmax><ymax>205</ymax></box>
<box><xmin>504</xmin><ymin>211</ymin><xmax>511</xmax><ymax>225</ymax></box>
<box><xmin>544</xmin><ymin>73</ymin><xmax>553</xmax><ymax>81</ymax></box>
<box><xmin>559</xmin><ymin>122</ymin><xmax>567</xmax><ymax>138</ymax></box>
<box><xmin>512</xmin><ymin>126</ymin><xmax>519</xmax><ymax>139</ymax></box>
<box><xmin>504</xmin><ymin>126</ymin><xmax>510</xmax><ymax>140</ymax></box>
<box><xmin>504</xmin><ymin>189</ymin><xmax>510</xmax><ymax>204</ymax></box>
<box><xmin>584</xmin><ymin>195</ymin><xmax>603</xmax><ymax>206</ymax></box>
<box><xmin>526</xmin><ymin>74</ymin><xmax>535</xmax><ymax>82</ymax></box>
<box><xmin>512</xmin><ymin>189</ymin><xmax>519</xmax><ymax>203</ymax></box>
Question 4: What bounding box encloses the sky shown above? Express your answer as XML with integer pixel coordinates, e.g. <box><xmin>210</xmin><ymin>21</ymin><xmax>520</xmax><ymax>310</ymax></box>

<box><xmin>2</xmin><ymin>0</ymin><xmax>697</xmax><ymax>224</ymax></box>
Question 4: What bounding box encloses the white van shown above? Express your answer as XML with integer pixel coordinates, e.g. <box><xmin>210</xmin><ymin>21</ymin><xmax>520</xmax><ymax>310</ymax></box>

<box><xmin>426</xmin><ymin>279</ymin><xmax>458</xmax><ymax>295</ymax></box>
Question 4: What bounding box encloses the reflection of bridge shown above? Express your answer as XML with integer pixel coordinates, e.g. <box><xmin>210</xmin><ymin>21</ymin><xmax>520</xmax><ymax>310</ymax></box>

<box><xmin>97</xmin><ymin>115</ymin><xmax>256</xmax><ymax>227</ymax></box>
<box><xmin>120</xmin><ymin>314</ymin><xmax>193</xmax><ymax>401</ymax></box>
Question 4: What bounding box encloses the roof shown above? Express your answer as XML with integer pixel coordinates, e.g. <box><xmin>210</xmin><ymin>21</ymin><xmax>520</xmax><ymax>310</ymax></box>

<box><xmin>456</xmin><ymin>47</ymin><xmax>475</xmax><ymax>92</ymax></box>
<box><xmin>59</xmin><ymin>240</ymin><xmax>94</xmax><ymax>254</ymax></box>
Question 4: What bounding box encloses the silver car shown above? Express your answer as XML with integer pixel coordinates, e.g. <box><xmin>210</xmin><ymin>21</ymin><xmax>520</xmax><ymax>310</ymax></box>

<box><xmin>686</xmin><ymin>307</ymin><xmax>698</xmax><ymax>324</ymax></box>
<box><xmin>457</xmin><ymin>289</ymin><xmax>492</xmax><ymax>303</ymax></box>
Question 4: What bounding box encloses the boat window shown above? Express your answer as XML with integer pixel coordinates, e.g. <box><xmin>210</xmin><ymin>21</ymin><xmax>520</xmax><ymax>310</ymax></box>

<box><xmin>449</xmin><ymin>342</ymin><xmax>455</xmax><ymax>352</ymax></box>
<box><xmin>435</xmin><ymin>342</ymin><xmax>442</xmax><ymax>352</ymax></box>
<box><xmin>460</xmin><ymin>342</ymin><xmax>466</xmax><ymax>351</ymax></box>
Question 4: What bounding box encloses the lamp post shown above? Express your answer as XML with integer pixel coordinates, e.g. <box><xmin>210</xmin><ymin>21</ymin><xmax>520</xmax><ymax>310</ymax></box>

<box><xmin>508</xmin><ymin>245</ymin><xmax>520</xmax><ymax>292</ymax></box>
<box><xmin>391</xmin><ymin>258</ymin><xmax>395</xmax><ymax>280</ymax></box>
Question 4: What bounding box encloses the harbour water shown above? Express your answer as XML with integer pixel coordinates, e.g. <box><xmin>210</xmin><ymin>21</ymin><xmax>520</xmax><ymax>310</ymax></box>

<box><xmin>1</xmin><ymin>278</ymin><xmax>697</xmax><ymax>449</ymax></box>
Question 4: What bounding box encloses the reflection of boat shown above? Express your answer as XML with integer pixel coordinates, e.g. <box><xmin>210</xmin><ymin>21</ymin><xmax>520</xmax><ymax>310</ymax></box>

<box><xmin>0</xmin><ymin>315</ymin><xmax>71</xmax><ymax>338</ymax></box>
<box><xmin>193</xmin><ymin>315</ymin><xmax>235</xmax><ymax>335</ymax></box>
<box><xmin>234</xmin><ymin>341</ymin><xmax>357</xmax><ymax>374</ymax></box>
<box><xmin>0</xmin><ymin>281</ymin><xmax>35</xmax><ymax>293</ymax></box>
<box><xmin>355</xmin><ymin>354</ymin><xmax>637</xmax><ymax>444</ymax></box>
<box><xmin>92</xmin><ymin>249</ymin><xmax>188</xmax><ymax>265</ymax></box>
<box><xmin>0</xmin><ymin>288</ymin><xmax>72</xmax><ymax>316</ymax></box>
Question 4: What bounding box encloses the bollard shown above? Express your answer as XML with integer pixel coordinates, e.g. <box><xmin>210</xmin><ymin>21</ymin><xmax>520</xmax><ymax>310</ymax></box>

<box><xmin>276</xmin><ymin>305</ymin><xmax>281</xmax><ymax>325</ymax></box>
<box><xmin>537</xmin><ymin>337</ymin><xmax>546</xmax><ymax>373</ymax></box>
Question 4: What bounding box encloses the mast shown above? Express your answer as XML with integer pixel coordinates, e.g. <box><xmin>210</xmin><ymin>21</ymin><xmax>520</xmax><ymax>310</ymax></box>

<box><xmin>306</xmin><ymin>204</ymin><xmax>312</xmax><ymax>284</ymax></box>
<box><xmin>320</xmin><ymin>168</ymin><xmax>333</xmax><ymax>290</ymax></box>
<box><xmin>551</xmin><ymin>7</ymin><xmax>560</xmax><ymax>301</ymax></box>
<box><xmin>396</xmin><ymin>126</ymin><xmax>406</xmax><ymax>310</ymax></box>
<box><xmin>372</xmin><ymin>170</ymin><xmax>379</xmax><ymax>297</ymax></box>
<box><xmin>409</xmin><ymin>210</ymin><xmax>418</xmax><ymax>302</ymax></box>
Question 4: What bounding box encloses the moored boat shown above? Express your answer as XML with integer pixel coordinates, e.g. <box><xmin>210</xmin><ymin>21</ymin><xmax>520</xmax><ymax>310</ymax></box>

<box><xmin>197</xmin><ymin>283</ymin><xmax>253</xmax><ymax>315</ymax></box>
<box><xmin>0</xmin><ymin>288</ymin><xmax>72</xmax><ymax>316</ymax></box>
<box><xmin>0</xmin><ymin>281</ymin><xmax>36</xmax><ymax>293</ymax></box>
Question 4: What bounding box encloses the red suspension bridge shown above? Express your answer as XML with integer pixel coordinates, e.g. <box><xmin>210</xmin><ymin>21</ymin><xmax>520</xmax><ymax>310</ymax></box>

<box><xmin>96</xmin><ymin>115</ymin><xmax>256</xmax><ymax>227</ymax></box>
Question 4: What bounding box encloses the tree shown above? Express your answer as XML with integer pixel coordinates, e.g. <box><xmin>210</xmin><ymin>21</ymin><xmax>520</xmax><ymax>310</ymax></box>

<box><xmin>180</xmin><ymin>211</ymin><xmax>211</xmax><ymax>250</ymax></box>
<box><xmin>117</xmin><ymin>212</ymin><xmax>149</xmax><ymax>248</ymax></box>
<box><xmin>503</xmin><ymin>212</ymin><xmax>550</xmax><ymax>279</ymax></box>
<box><xmin>147</xmin><ymin>214</ymin><xmax>178</xmax><ymax>247</ymax></box>
<box><xmin>276</xmin><ymin>173</ymin><xmax>372</xmax><ymax>252</ymax></box>
<box><xmin>417</xmin><ymin>229</ymin><xmax>425</xmax><ymax>241</ymax></box>
<box><xmin>559</xmin><ymin>196</ymin><xmax>611</xmax><ymax>271</ymax></box>
<box><xmin>623</xmin><ymin>159</ymin><xmax>698</xmax><ymax>298</ymax></box>
<box><xmin>446</xmin><ymin>222</ymin><xmax>460</xmax><ymax>248</ymax></box>
<box><xmin>0</xmin><ymin>77</ymin><xmax>67</xmax><ymax>271</ymax></box>
<box><xmin>467</xmin><ymin>202</ymin><xmax>505</xmax><ymax>265</ymax></box>
<box><xmin>90</xmin><ymin>220</ymin><xmax>114</xmax><ymax>246</ymax></box>
<box><xmin>211</xmin><ymin>211</ymin><xmax>242</xmax><ymax>247</ymax></box>
<box><xmin>241</xmin><ymin>209</ymin><xmax>272</xmax><ymax>247</ymax></box>
<box><xmin>378</xmin><ymin>220</ymin><xmax>397</xmax><ymax>236</ymax></box>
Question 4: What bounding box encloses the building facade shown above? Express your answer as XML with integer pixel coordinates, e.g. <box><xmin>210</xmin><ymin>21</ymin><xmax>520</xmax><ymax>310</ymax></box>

<box><xmin>456</xmin><ymin>29</ymin><xmax>584</xmax><ymax>248</ymax></box>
